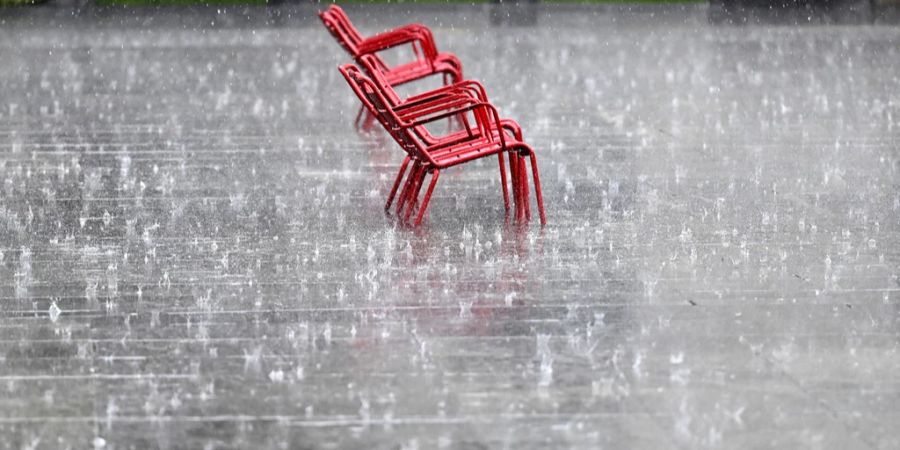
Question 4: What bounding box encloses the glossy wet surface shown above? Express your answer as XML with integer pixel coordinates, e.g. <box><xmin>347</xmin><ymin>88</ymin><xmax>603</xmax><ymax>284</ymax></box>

<box><xmin>1</xmin><ymin>4</ymin><xmax>899</xmax><ymax>449</ymax></box>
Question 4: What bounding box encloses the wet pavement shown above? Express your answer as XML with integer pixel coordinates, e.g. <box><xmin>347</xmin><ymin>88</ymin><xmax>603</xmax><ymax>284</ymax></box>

<box><xmin>1</xmin><ymin>3</ymin><xmax>900</xmax><ymax>449</ymax></box>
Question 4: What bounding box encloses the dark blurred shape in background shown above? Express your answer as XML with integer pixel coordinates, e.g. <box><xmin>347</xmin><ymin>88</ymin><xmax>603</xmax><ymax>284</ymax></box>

<box><xmin>2</xmin><ymin>0</ymin><xmax>899</xmax><ymax>26</ymax></box>
<box><xmin>709</xmin><ymin>0</ymin><xmax>900</xmax><ymax>24</ymax></box>
<box><xmin>490</xmin><ymin>0</ymin><xmax>539</xmax><ymax>26</ymax></box>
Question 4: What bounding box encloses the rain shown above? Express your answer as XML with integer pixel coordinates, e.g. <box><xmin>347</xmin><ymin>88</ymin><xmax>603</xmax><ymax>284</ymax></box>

<box><xmin>1</xmin><ymin>0</ymin><xmax>899</xmax><ymax>448</ymax></box>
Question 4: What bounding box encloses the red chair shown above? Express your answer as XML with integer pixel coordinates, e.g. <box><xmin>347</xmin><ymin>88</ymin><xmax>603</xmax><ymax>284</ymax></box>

<box><xmin>360</xmin><ymin>55</ymin><xmax>523</xmax><ymax>144</ymax></box>
<box><xmin>319</xmin><ymin>5</ymin><xmax>463</xmax><ymax>88</ymax></box>
<box><xmin>340</xmin><ymin>64</ymin><xmax>546</xmax><ymax>227</ymax></box>
<box><xmin>357</xmin><ymin>54</ymin><xmax>525</xmax><ymax>213</ymax></box>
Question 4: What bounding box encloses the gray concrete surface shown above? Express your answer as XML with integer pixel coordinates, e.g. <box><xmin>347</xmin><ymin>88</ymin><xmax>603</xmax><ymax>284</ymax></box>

<box><xmin>1</xmin><ymin>4</ymin><xmax>899</xmax><ymax>449</ymax></box>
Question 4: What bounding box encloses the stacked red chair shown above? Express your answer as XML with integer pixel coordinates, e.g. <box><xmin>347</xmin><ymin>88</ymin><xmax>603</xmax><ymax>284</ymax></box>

<box><xmin>319</xmin><ymin>5</ymin><xmax>462</xmax><ymax>87</ymax></box>
<box><xmin>321</xmin><ymin>6</ymin><xmax>545</xmax><ymax>226</ymax></box>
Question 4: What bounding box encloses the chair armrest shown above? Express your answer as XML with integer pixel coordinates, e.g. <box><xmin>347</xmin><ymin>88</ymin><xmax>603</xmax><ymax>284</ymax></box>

<box><xmin>356</xmin><ymin>25</ymin><xmax>438</xmax><ymax>61</ymax></box>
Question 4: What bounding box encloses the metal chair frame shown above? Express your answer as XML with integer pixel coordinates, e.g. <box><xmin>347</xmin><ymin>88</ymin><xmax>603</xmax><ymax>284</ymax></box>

<box><xmin>319</xmin><ymin>5</ymin><xmax>463</xmax><ymax>88</ymax></box>
<box><xmin>358</xmin><ymin>54</ymin><xmax>526</xmax><ymax>215</ymax></box>
<box><xmin>340</xmin><ymin>64</ymin><xmax>545</xmax><ymax>226</ymax></box>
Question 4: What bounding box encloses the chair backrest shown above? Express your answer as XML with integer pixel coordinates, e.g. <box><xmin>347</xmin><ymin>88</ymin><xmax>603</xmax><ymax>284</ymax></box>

<box><xmin>339</xmin><ymin>64</ymin><xmax>428</xmax><ymax>163</ymax></box>
<box><xmin>318</xmin><ymin>5</ymin><xmax>364</xmax><ymax>56</ymax></box>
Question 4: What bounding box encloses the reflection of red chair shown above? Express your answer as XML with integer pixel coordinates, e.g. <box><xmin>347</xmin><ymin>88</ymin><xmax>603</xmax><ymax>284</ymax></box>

<box><xmin>340</xmin><ymin>64</ymin><xmax>545</xmax><ymax>227</ymax></box>
<box><xmin>319</xmin><ymin>5</ymin><xmax>463</xmax><ymax>88</ymax></box>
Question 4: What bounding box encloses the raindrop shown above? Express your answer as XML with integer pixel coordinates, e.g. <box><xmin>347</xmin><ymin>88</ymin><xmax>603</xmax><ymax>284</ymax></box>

<box><xmin>48</xmin><ymin>301</ymin><xmax>61</xmax><ymax>323</ymax></box>
<box><xmin>268</xmin><ymin>369</ymin><xmax>285</xmax><ymax>383</ymax></box>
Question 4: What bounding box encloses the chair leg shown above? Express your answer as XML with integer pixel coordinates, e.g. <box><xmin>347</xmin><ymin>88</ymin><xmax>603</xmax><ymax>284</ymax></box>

<box><xmin>398</xmin><ymin>163</ymin><xmax>422</xmax><ymax>221</ymax></box>
<box><xmin>509</xmin><ymin>152</ymin><xmax>519</xmax><ymax>218</ymax></box>
<box><xmin>498</xmin><ymin>153</ymin><xmax>510</xmax><ymax>212</ymax></box>
<box><xmin>414</xmin><ymin>169</ymin><xmax>441</xmax><ymax>226</ymax></box>
<box><xmin>522</xmin><ymin>154</ymin><xmax>531</xmax><ymax>221</ymax></box>
<box><xmin>517</xmin><ymin>155</ymin><xmax>526</xmax><ymax>221</ymax></box>
<box><xmin>354</xmin><ymin>105</ymin><xmax>366</xmax><ymax>129</ymax></box>
<box><xmin>517</xmin><ymin>154</ymin><xmax>527</xmax><ymax>223</ymax></box>
<box><xmin>528</xmin><ymin>151</ymin><xmax>547</xmax><ymax>226</ymax></box>
<box><xmin>396</xmin><ymin>162</ymin><xmax>422</xmax><ymax>218</ymax></box>
<box><xmin>394</xmin><ymin>165</ymin><xmax>413</xmax><ymax>217</ymax></box>
<box><xmin>355</xmin><ymin>106</ymin><xmax>375</xmax><ymax>132</ymax></box>
<box><xmin>404</xmin><ymin>167</ymin><xmax>428</xmax><ymax>225</ymax></box>
<box><xmin>386</xmin><ymin>157</ymin><xmax>410</xmax><ymax>212</ymax></box>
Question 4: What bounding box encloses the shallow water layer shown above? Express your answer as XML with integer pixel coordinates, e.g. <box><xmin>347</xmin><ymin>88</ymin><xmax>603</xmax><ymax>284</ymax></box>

<box><xmin>0</xmin><ymin>4</ymin><xmax>899</xmax><ymax>449</ymax></box>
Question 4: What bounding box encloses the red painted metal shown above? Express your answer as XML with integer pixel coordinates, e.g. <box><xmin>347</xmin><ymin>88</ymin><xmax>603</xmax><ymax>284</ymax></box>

<box><xmin>357</xmin><ymin>54</ymin><xmax>519</xmax><ymax>213</ymax></box>
<box><xmin>339</xmin><ymin>64</ymin><xmax>545</xmax><ymax>226</ymax></box>
<box><xmin>359</xmin><ymin>55</ymin><xmax>519</xmax><ymax>146</ymax></box>
<box><xmin>319</xmin><ymin>5</ymin><xmax>463</xmax><ymax>88</ymax></box>
<box><xmin>358</xmin><ymin>54</ymin><xmax>539</xmax><ymax>216</ymax></box>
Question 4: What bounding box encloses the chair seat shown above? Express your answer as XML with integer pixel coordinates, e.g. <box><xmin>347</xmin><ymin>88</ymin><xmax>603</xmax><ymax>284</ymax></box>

<box><xmin>427</xmin><ymin>136</ymin><xmax>524</xmax><ymax>169</ymax></box>
<box><xmin>422</xmin><ymin>119</ymin><xmax>520</xmax><ymax>150</ymax></box>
